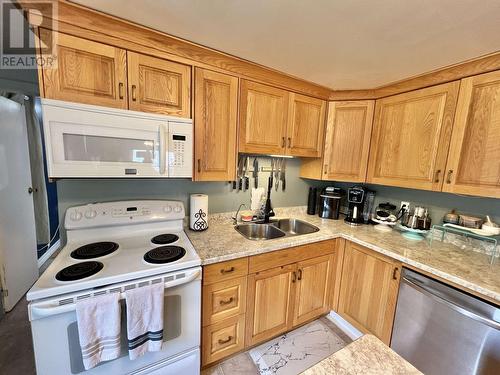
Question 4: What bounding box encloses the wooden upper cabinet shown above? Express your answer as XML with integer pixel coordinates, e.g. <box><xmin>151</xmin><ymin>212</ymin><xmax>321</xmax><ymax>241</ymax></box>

<box><xmin>239</xmin><ymin>80</ymin><xmax>289</xmax><ymax>155</ymax></box>
<box><xmin>286</xmin><ymin>94</ymin><xmax>326</xmax><ymax>157</ymax></box>
<box><xmin>194</xmin><ymin>68</ymin><xmax>238</xmax><ymax>181</ymax></box>
<box><xmin>338</xmin><ymin>242</ymin><xmax>401</xmax><ymax>345</ymax></box>
<box><xmin>323</xmin><ymin>101</ymin><xmax>374</xmax><ymax>181</ymax></box>
<box><xmin>246</xmin><ymin>264</ymin><xmax>295</xmax><ymax>346</ymax></box>
<box><xmin>292</xmin><ymin>254</ymin><xmax>332</xmax><ymax>326</ymax></box>
<box><xmin>39</xmin><ymin>30</ymin><xmax>127</xmax><ymax>109</ymax></box>
<box><xmin>442</xmin><ymin>71</ymin><xmax>500</xmax><ymax>198</ymax></box>
<box><xmin>367</xmin><ymin>82</ymin><xmax>460</xmax><ymax>191</ymax></box>
<box><xmin>127</xmin><ymin>52</ymin><xmax>191</xmax><ymax>117</ymax></box>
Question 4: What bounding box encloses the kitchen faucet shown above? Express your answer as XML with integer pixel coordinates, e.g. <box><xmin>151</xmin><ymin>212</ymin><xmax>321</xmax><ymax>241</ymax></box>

<box><xmin>262</xmin><ymin>175</ymin><xmax>275</xmax><ymax>223</ymax></box>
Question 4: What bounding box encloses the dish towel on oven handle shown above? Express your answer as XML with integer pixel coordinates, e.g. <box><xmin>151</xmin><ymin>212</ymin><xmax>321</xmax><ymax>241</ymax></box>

<box><xmin>125</xmin><ymin>283</ymin><xmax>165</xmax><ymax>360</ymax></box>
<box><xmin>76</xmin><ymin>292</ymin><xmax>121</xmax><ymax>370</ymax></box>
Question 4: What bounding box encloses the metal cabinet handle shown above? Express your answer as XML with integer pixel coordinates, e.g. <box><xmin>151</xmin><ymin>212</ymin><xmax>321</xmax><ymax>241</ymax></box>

<box><xmin>392</xmin><ymin>267</ymin><xmax>399</xmax><ymax>280</ymax></box>
<box><xmin>297</xmin><ymin>269</ymin><xmax>303</xmax><ymax>281</ymax></box>
<box><xmin>287</xmin><ymin>137</ymin><xmax>291</xmax><ymax>148</ymax></box>
<box><xmin>292</xmin><ymin>271</ymin><xmax>297</xmax><ymax>283</ymax></box>
<box><xmin>434</xmin><ymin>169</ymin><xmax>441</xmax><ymax>183</ymax></box>
<box><xmin>220</xmin><ymin>267</ymin><xmax>235</xmax><ymax>274</ymax></box>
<box><xmin>219</xmin><ymin>297</ymin><xmax>234</xmax><ymax>306</ymax></box>
<box><xmin>118</xmin><ymin>82</ymin><xmax>124</xmax><ymax>99</ymax></box>
<box><xmin>131</xmin><ymin>85</ymin><xmax>137</xmax><ymax>101</ymax></box>
<box><xmin>281</xmin><ymin>137</ymin><xmax>286</xmax><ymax>148</ymax></box>
<box><xmin>218</xmin><ymin>336</ymin><xmax>233</xmax><ymax>345</ymax></box>
<box><xmin>446</xmin><ymin>169</ymin><xmax>453</xmax><ymax>184</ymax></box>
<box><xmin>197</xmin><ymin>159</ymin><xmax>201</xmax><ymax>173</ymax></box>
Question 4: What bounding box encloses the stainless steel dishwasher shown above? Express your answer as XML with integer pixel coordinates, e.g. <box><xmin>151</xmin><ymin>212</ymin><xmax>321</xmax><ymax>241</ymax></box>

<box><xmin>391</xmin><ymin>268</ymin><xmax>500</xmax><ymax>375</ymax></box>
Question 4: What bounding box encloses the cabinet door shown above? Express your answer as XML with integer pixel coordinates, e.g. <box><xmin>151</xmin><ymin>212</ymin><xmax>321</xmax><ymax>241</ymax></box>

<box><xmin>127</xmin><ymin>52</ymin><xmax>191</xmax><ymax>117</ymax></box>
<box><xmin>338</xmin><ymin>242</ymin><xmax>401</xmax><ymax>345</ymax></box>
<box><xmin>286</xmin><ymin>94</ymin><xmax>326</xmax><ymax>157</ymax></box>
<box><xmin>442</xmin><ymin>71</ymin><xmax>500</xmax><ymax>198</ymax></box>
<box><xmin>39</xmin><ymin>30</ymin><xmax>127</xmax><ymax>109</ymax></box>
<box><xmin>367</xmin><ymin>82</ymin><xmax>460</xmax><ymax>191</ymax></box>
<box><xmin>194</xmin><ymin>68</ymin><xmax>238</xmax><ymax>181</ymax></box>
<box><xmin>246</xmin><ymin>265</ymin><xmax>295</xmax><ymax>346</ymax></box>
<box><xmin>293</xmin><ymin>255</ymin><xmax>332</xmax><ymax>326</ymax></box>
<box><xmin>239</xmin><ymin>80</ymin><xmax>288</xmax><ymax>155</ymax></box>
<box><xmin>323</xmin><ymin>101</ymin><xmax>374</xmax><ymax>182</ymax></box>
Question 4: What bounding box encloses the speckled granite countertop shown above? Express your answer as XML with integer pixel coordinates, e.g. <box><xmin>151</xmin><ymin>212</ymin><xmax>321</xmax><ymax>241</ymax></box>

<box><xmin>300</xmin><ymin>334</ymin><xmax>422</xmax><ymax>375</ymax></box>
<box><xmin>186</xmin><ymin>206</ymin><xmax>500</xmax><ymax>304</ymax></box>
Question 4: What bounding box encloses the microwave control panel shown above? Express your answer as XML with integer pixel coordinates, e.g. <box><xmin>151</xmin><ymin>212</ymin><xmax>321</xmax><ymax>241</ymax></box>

<box><xmin>168</xmin><ymin>121</ymin><xmax>192</xmax><ymax>177</ymax></box>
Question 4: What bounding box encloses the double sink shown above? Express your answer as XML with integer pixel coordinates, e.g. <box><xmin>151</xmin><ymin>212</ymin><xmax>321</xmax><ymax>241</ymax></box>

<box><xmin>235</xmin><ymin>218</ymin><xmax>319</xmax><ymax>240</ymax></box>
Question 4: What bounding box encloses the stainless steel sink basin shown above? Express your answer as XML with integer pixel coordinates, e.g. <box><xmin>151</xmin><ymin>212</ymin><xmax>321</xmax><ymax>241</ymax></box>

<box><xmin>234</xmin><ymin>218</ymin><xmax>319</xmax><ymax>240</ymax></box>
<box><xmin>272</xmin><ymin>218</ymin><xmax>320</xmax><ymax>235</ymax></box>
<box><xmin>234</xmin><ymin>223</ymin><xmax>286</xmax><ymax>240</ymax></box>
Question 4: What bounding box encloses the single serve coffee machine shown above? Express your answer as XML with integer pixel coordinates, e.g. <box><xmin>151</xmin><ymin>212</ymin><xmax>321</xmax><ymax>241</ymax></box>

<box><xmin>344</xmin><ymin>186</ymin><xmax>365</xmax><ymax>226</ymax></box>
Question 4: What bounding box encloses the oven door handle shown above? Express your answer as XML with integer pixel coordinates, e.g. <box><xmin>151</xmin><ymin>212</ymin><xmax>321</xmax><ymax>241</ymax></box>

<box><xmin>30</xmin><ymin>268</ymin><xmax>201</xmax><ymax>320</ymax></box>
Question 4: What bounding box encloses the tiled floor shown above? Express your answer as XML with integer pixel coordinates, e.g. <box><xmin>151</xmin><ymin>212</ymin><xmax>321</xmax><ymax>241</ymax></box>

<box><xmin>203</xmin><ymin>316</ymin><xmax>352</xmax><ymax>375</ymax></box>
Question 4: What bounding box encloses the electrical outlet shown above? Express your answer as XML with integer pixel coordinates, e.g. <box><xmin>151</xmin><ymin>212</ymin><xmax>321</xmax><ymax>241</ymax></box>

<box><xmin>400</xmin><ymin>201</ymin><xmax>410</xmax><ymax>212</ymax></box>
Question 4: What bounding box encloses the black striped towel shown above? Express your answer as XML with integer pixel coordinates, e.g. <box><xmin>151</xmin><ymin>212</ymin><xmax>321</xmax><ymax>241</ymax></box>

<box><xmin>125</xmin><ymin>283</ymin><xmax>164</xmax><ymax>360</ymax></box>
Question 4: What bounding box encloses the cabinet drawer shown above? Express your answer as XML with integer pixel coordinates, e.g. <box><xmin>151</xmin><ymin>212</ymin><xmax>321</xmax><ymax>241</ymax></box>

<box><xmin>203</xmin><ymin>258</ymin><xmax>248</xmax><ymax>285</ymax></box>
<box><xmin>202</xmin><ymin>314</ymin><xmax>245</xmax><ymax>366</ymax></box>
<box><xmin>249</xmin><ymin>240</ymin><xmax>335</xmax><ymax>273</ymax></box>
<box><xmin>203</xmin><ymin>277</ymin><xmax>247</xmax><ymax>326</ymax></box>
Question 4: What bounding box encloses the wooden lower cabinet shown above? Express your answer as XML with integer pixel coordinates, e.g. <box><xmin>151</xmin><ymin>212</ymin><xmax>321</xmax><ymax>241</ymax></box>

<box><xmin>245</xmin><ymin>264</ymin><xmax>296</xmax><ymax>346</ymax></box>
<box><xmin>337</xmin><ymin>242</ymin><xmax>401</xmax><ymax>345</ymax></box>
<box><xmin>202</xmin><ymin>240</ymin><xmax>341</xmax><ymax>366</ymax></box>
<box><xmin>202</xmin><ymin>314</ymin><xmax>246</xmax><ymax>365</ymax></box>
<box><xmin>293</xmin><ymin>254</ymin><xmax>333</xmax><ymax>326</ymax></box>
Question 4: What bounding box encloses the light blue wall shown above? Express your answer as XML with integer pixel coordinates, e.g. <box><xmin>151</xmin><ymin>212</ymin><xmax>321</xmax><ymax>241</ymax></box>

<box><xmin>56</xmin><ymin>158</ymin><xmax>500</xmax><ymax>241</ymax></box>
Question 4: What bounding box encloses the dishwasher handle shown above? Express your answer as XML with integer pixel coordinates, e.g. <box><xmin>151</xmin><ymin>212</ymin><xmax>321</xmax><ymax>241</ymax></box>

<box><xmin>402</xmin><ymin>275</ymin><xmax>500</xmax><ymax>330</ymax></box>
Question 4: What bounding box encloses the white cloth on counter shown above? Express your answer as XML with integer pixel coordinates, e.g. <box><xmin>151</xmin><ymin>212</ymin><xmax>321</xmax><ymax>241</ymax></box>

<box><xmin>76</xmin><ymin>293</ymin><xmax>121</xmax><ymax>370</ymax></box>
<box><xmin>125</xmin><ymin>283</ymin><xmax>165</xmax><ymax>360</ymax></box>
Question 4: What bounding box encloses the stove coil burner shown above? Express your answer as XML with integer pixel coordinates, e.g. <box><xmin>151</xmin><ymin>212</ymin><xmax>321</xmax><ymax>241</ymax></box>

<box><xmin>70</xmin><ymin>242</ymin><xmax>119</xmax><ymax>260</ymax></box>
<box><xmin>144</xmin><ymin>246</ymin><xmax>186</xmax><ymax>264</ymax></box>
<box><xmin>55</xmin><ymin>261</ymin><xmax>104</xmax><ymax>282</ymax></box>
<box><xmin>151</xmin><ymin>234</ymin><xmax>179</xmax><ymax>245</ymax></box>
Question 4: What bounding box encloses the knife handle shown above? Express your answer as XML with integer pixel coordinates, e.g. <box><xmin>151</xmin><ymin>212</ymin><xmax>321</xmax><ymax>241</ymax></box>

<box><xmin>238</xmin><ymin>179</ymin><xmax>243</xmax><ymax>190</ymax></box>
<box><xmin>232</xmin><ymin>181</ymin><xmax>237</xmax><ymax>190</ymax></box>
<box><xmin>245</xmin><ymin>177</ymin><xmax>249</xmax><ymax>190</ymax></box>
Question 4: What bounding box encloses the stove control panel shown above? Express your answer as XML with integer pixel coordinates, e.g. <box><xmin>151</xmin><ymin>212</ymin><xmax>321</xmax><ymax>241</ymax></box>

<box><xmin>65</xmin><ymin>200</ymin><xmax>185</xmax><ymax>230</ymax></box>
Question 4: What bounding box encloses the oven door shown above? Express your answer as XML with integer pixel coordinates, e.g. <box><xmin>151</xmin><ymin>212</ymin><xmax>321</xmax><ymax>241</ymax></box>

<box><xmin>42</xmin><ymin>99</ymin><xmax>168</xmax><ymax>178</ymax></box>
<box><xmin>29</xmin><ymin>268</ymin><xmax>201</xmax><ymax>375</ymax></box>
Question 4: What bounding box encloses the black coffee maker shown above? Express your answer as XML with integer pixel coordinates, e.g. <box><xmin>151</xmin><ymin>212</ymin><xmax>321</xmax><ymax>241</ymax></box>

<box><xmin>344</xmin><ymin>186</ymin><xmax>365</xmax><ymax>226</ymax></box>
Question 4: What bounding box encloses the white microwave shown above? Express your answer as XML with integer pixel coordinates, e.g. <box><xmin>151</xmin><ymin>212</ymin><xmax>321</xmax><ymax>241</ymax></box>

<box><xmin>40</xmin><ymin>99</ymin><xmax>193</xmax><ymax>178</ymax></box>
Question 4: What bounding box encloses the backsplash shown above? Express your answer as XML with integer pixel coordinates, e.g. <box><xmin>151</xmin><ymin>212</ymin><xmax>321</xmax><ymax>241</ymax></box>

<box><xmin>57</xmin><ymin>159</ymin><xmax>500</xmax><ymax>241</ymax></box>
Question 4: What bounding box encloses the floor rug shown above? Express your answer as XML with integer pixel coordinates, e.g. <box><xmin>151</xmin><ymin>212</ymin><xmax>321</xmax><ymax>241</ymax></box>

<box><xmin>249</xmin><ymin>320</ymin><xmax>346</xmax><ymax>375</ymax></box>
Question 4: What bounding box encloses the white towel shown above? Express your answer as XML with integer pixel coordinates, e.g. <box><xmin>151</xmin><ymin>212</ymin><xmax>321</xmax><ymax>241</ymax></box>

<box><xmin>125</xmin><ymin>283</ymin><xmax>164</xmax><ymax>360</ymax></box>
<box><xmin>76</xmin><ymin>293</ymin><xmax>121</xmax><ymax>370</ymax></box>
<box><xmin>251</xmin><ymin>187</ymin><xmax>265</xmax><ymax>210</ymax></box>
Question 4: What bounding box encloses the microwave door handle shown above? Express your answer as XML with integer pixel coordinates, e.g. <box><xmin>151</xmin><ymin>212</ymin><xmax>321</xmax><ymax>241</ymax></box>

<box><xmin>159</xmin><ymin>124</ymin><xmax>167</xmax><ymax>175</ymax></box>
<box><xmin>29</xmin><ymin>268</ymin><xmax>201</xmax><ymax>320</ymax></box>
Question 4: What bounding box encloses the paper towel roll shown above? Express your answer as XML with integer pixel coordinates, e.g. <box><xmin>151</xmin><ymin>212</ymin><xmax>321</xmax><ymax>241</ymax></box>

<box><xmin>190</xmin><ymin>194</ymin><xmax>208</xmax><ymax>231</ymax></box>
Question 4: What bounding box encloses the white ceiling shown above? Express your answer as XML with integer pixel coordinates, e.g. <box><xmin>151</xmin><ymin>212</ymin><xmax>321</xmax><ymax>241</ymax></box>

<box><xmin>72</xmin><ymin>0</ymin><xmax>500</xmax><ymax>90</ymax></box>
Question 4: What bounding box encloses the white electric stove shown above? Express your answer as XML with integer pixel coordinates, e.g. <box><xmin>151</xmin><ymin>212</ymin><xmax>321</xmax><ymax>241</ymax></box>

<box><xmin>27</xmin><ymin>200</ymin><xmax>201</xmax><ymax>375</ymax></box>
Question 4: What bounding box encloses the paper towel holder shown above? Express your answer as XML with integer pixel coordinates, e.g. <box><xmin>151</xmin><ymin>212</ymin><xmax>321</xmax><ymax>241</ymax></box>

<box><xmin>190</xmin><ymin>194</ymin><xmax>208</xmax><ymax>231</ymax></box>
